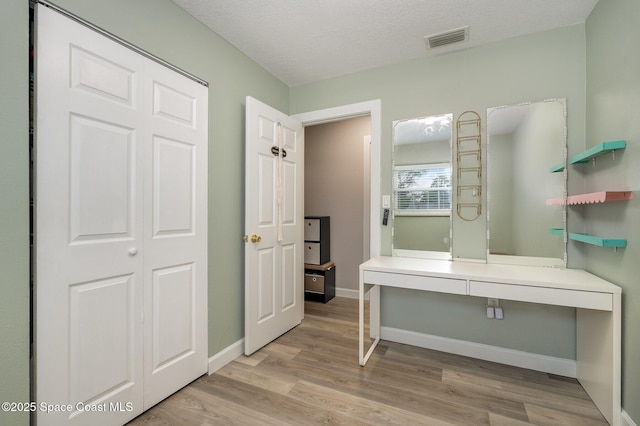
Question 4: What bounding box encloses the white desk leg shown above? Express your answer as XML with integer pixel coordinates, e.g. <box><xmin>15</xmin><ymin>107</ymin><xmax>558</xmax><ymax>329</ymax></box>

<box><xmin>576</xmin><ymin>294</ymin><xmax>621</xmax><ymax>426</ymax></box>
<box><xmin>359</xmin><ymin>269</ymin><xmax>380</xmax><ymax>366</ymax></box>
<box><xmin>370</xmin><ymin>284</ymin><xmax>380</xmax><ymax>340</ymax></box>
<box><xmin>359</xmin><ymin>269</ymin><xmax>365</xmax><ymax>365</ymax></box>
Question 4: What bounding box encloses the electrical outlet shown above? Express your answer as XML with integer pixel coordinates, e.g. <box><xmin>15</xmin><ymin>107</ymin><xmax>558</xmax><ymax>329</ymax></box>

<box><xmin>487</xmin><ymin>298</ymin><xmax>499</xmax><ymax>307</ymax></box>
<box><xmin>486</xmin><ymin>306</ymin><xmax>495</xmax><ymax>319</ymax></box>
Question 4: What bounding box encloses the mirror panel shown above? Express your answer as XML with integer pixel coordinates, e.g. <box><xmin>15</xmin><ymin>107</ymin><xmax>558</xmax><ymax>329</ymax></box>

<box><xmin>392</xmin><ymin>114</ymin><xmax>453</xmax><ymax>259</ymax></box>
<box><xmin>487</xmin><ymin>99</ymin><xmax>567</xmax><ymax>267</ymax></box>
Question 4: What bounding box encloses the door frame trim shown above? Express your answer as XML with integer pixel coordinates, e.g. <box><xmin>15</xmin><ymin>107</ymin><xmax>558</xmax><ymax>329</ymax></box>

<box><xmin>292</xmin><ymin>99</ymin><xmax>381</xmax><ymax>258</ymax></box>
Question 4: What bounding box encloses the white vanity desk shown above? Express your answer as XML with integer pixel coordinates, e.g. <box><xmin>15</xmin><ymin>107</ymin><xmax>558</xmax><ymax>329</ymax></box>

<box><xmin>358</xmin><ymin>256</ymin><xmax>622</xmax><ymax>425</ymax></box>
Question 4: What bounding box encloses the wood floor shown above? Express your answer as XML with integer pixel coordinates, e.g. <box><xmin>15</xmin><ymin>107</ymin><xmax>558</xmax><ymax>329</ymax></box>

<box><xmin>128</xmin><ymin>297</ymin><xmax>607</xmax><ymax>425</ymax></box>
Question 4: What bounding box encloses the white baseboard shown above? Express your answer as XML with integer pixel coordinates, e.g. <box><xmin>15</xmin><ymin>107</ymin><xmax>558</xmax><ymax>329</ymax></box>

<box><xmin>623</xmin><ymin>410</ymin><xmax>638</xmax><ymax>426</ymax></box>
<box><xmin>380</xmin><ymin>326</ymin><xmax>577</xmax><ymax>378</ymax></box>
<box><xmin>335</xmin><ymin>287</ymin><xmax>359</xmax><ymax>299</ymax></box>
<box><xmin>208</xmin><ymin>338</ymin><xmax>244</xmax><ymax>374</ymax></box>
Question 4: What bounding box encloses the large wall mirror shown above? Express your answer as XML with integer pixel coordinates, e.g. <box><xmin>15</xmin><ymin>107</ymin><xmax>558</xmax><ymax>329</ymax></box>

<box><xmin>391</xmin><ymin>114</ymin><xmax>453</xmax><ymax>259</ymax></box>
<box><xmin>487</xmin><ymin>99</ymin><xmax>567</xmax><ymax>267</ymax></box>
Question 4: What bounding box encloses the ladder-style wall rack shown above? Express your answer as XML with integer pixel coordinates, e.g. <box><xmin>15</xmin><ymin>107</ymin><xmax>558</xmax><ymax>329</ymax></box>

<box><xmin>456</xmin><ymin>111</ymin><xmax>482</xmax><ymax>221</ymax></box>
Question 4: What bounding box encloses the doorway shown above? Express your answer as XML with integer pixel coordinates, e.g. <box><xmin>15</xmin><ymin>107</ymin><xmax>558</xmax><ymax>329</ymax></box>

<box><xmin>293</xmin><ymin>99</ymin><xmax>382</xmax><ymax>301</ymax></box>
<box><xmin>304</xmin><ymin>116</ymin><xmax>371</xmax><ymax>297</ymax></box>
<box><xmin>293</xmin><ymin>99</ymin><xmax>381</xmax><ymax>262</ymax></box>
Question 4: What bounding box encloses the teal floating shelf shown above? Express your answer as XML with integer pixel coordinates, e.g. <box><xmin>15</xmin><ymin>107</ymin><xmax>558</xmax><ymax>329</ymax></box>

<box><xmin>570</xmin><ymin>140</ymin><xmax>626</xmax><ymax>165</ymax></box>
<box><xmin>549</xmin><ymin>162</ymin><xmax>565</xmax><ymax>173</ymax></box>
<box><xmin>569</xmin><ymin>232</ymin><xmax>627</xmax><ymax>248</ymax></box>
<box><xmin>549</xmin><ymin>228</ymin><xmax>565</xmax><ymax>237</ymax></box>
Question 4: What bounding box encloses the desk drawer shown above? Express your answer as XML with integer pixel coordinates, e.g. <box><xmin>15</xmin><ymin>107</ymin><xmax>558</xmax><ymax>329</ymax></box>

<box><xmin>469</xmin><ymin>280</ymin><xmax>612</xmax><ymax>311</ymax></box>
<box><xmin>363</xmin><ymin>271</ymin><xmax>466</xmax><ymax>295</ymax></box>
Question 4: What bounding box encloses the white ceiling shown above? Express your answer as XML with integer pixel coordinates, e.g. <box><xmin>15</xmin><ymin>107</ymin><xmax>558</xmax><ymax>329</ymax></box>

<box><xmin>170</xmin><ymin>0</ymin><xmax>598</xmax><ymax>87</ymax></box>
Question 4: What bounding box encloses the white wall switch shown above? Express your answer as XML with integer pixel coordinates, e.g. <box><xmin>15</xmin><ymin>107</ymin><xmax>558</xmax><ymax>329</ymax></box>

<box><xmin>382</xmin><ymin>195</ymin><xmax>390</xmax><ymax>208</ymax></box>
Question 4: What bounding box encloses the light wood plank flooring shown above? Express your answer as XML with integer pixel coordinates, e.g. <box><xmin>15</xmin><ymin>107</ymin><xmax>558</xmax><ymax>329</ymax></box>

<box><xmin>128</xmin><ymin>297</ymin><xmax>607</xmax><ymax>425</ymax></box>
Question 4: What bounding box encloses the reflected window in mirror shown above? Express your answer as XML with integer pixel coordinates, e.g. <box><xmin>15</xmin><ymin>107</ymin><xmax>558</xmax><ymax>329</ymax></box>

<box><xmin>393</xmin><ymin>163</ymin><xmax>451</xmax><ymax>214</ymax></box>
<box><xmin>486</xmin><ymin>99</ymin><xmax>567</xmax><ymax>267</ymax></box>
<box><xmin>392</xmin><ymin>114</ymin><xmax>453</xmax><ymax>260</ymax></box>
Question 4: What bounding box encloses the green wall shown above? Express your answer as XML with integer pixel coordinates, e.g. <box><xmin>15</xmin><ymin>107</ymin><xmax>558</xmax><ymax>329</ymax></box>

<box><xmin>291</xmin><ymin>25</ymin><xmax>586</xmax><ymax>360</ymax></box>
<box><xmin>585</xmin><ymin>0</ymin><xmax>640</xmax><ymax>421</ymax></box>
<box><xmin>0</xmin><ymin>1</ymin><xmax>30</xmax><ymax>425</ymax></box>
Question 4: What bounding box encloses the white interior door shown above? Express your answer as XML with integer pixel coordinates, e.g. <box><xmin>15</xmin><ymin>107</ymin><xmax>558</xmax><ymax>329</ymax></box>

<box><xmin>142</xmin><ymin>52</ymin><xmax>208</xmax><ymax>409</ymax></box>
<box><xmin>36</xmin><ymin>6</ymin><xmax>207</xmax><ymax>425</ymax></box>
<box><xmin>244</xmin><ymin>96</ymin><xmax>304</xmax><ymax>355</ymax></box>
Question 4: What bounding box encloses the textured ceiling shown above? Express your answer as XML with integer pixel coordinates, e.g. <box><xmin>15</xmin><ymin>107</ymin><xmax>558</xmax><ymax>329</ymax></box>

<box><xmin>171</xmin><ymin>0</ymin><xmax>598</xmax><ymax>86</ymax></box>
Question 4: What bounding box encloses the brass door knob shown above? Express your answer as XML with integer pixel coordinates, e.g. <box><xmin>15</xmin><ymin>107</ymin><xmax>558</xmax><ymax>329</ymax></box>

<box><xmin>243</xmin><ymin>234</ymin><xmax>261</xmax><ymax>243</ymax></box>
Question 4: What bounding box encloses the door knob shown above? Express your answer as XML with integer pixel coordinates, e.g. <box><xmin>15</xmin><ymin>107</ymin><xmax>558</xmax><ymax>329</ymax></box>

<box><xmin>242</xmin><ymin>234</ymin><xmax>262</xmax><ymax>243</ymax></box>
<box><xmin>128</xmin><ymin>247</ymin><xmax>138</xmax><ymax>256</ymax></box>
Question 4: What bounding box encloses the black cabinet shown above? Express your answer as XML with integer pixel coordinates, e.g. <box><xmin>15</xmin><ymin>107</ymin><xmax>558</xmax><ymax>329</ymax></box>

<box><xmin>304</xmin><ymin>216</ymin><xmax>333</xmax><ymax>302</ymax></box>
<box><xmin>304</xmin><ymin>261</ymin><xmax>335</xmax><ymax>303</ymax></box>
<box><xmin>304</xmin><ymin>216</ymin><xmax>330</xmax><ymax>265</ymax></box>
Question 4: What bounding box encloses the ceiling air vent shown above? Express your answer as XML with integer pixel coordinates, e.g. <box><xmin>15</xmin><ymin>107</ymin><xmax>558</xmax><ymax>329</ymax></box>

<box><xmin>424</xmin><ymin>26</ymin><xmax>469</xmax><ymax>50</ymax></box>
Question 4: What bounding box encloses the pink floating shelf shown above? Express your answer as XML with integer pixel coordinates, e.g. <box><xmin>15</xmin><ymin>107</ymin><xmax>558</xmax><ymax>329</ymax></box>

<box><xmin>546</xmin><ymin>191</ymin><xmax>633</xmax><ymax>206</ymax></box>
<box><xmin>546</xmin><ymin>197</ymin><xmax>564</xmax><ymax>206</ymax></box>
<box><xmin>569</xmin><ymin>191</ymin><xmax>633</xmax><ymax>205</ymax></box>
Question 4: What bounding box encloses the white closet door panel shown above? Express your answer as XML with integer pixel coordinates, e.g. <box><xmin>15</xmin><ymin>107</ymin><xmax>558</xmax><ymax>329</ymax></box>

<box><xmin>70</xmin><ymin>45</ymin><xmax>136</xmax><ymax>106</ymax></box>
<box><xmin>68</xmin><ymin>275</ymin><xmax>136</xmax><ymax>404</ymax></box>
<box><xmin>152</xmin><ymin>81</ymin><xmax>197</xmax><ymax>128</ymax></box>
<box><xmin>152</xmin><ymin>136</ymin><xmax>195</xmax><ymax>236</ymax></box>
<box><xmin>69</xmin><ymin>115</ymin><xmax>135</xmax><ymax>242</ymax></box>
<box><xmin>151</xmin><ymin>264</ymin><xmax>196</xmax><ymax>368</ymax></box>
<box><xmin>142</xmin><ymin>60</ymin><xmax>208</xmax><ymax>409</ymax></box>
<box><xmin>36</xmin><ymin>6</ymin><xmax>144</xmax><ymax>426</ymax></box>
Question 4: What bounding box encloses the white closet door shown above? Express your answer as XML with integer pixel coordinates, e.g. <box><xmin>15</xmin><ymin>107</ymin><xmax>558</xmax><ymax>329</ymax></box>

<box><xmin>36</xmin><ymin>5</ymin><xmax>207</xmax><ymax>425</ymax></box>
<box><xmin>36</xmin><ymin>6</ymin><xmax>145</xmax><ymax>425</ymax></box>
<box><xmin>142</xmin><ymin>59</ymin><xmax>208</xmax><ymax>408</ymax></box>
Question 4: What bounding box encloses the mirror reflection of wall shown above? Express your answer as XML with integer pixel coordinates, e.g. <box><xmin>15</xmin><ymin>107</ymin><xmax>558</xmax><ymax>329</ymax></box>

<box><xmin>392</xmin><ymin>114</ymin><xmax>453</xmax><ymax>259</ymax></box>
<box><xmin>487</xmin><ymin>99</ymin><xmax>567</xmax><ymax>266</ymax></box>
